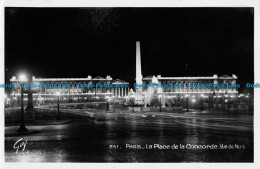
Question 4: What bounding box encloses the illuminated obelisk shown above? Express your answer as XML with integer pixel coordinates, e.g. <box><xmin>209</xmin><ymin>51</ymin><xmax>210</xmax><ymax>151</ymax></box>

<box><xmin>135</xmin><ymin>41</ymin><xmax>143</xmax><ymax>105</ymax></box>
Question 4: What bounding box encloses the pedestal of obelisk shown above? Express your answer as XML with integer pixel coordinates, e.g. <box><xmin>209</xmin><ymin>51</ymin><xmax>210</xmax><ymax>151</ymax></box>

<box><xmin>135</xmin><ymin>41</ymin><xmax>144</xmax><ymax>105</ymax></box>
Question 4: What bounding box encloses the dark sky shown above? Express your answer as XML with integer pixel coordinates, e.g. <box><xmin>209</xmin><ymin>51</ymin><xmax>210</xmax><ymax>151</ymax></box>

<box><xmin>5</xmin><ymin>8</ymin><xmax>254</xmax><ymax>87</ymax></box>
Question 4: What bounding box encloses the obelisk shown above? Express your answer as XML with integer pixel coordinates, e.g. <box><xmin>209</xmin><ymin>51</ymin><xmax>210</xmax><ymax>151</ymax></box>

<box><xmin>135</xmin><ymin>41</ymin><xmax>143</xmax><ymax>105</ymax></box>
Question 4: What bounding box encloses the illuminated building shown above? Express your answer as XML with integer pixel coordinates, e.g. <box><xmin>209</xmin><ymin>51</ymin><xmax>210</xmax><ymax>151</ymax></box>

<box><xmin>10</xmin><ymin>75</ymin><xmax>129</xmax><ymax>104</ymax></box>
<box><xmin>141</xmin><ymin>74</ymin><xmax>238</xmax><ymax>106</ymax></box>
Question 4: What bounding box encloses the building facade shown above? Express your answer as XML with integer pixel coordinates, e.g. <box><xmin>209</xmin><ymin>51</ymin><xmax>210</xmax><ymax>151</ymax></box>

<box><xmin>10</xmin><ymin>75</ymin><xmax>130</xmax><ymax>105</ymax></box>
<box><xmin>141</xmin><ymin>74</ymin><xmax>238</xmax><ymax>106</ymax></box>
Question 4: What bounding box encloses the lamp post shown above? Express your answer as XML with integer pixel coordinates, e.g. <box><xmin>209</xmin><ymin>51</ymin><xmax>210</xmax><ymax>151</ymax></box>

<box><xmin>17</xmin><ymin>74</ymin><xmax>28</xmax><ymax>132</ymax></box>
<box><xmin>212</xmin><ymin>92</ymin><xmax>216</xmax><ymax>111</ymax></box>
<box><xmin>185</xmin><ymin>94</ymin><xmax>189</xmax><ymax>112</ymax></box>
<box><xmin>159</xmin><ymin>95</ymin><xmax>162</xmax><ymax>112</ymax></box>
<box><xmin>208</xmin><ymin>94</ymin><xmax>213</xmax><ymax>111</ymax></box>
<box><xmin>246</xmin><ymin>93</ymin><xmax>250</xmax><ymax>110</ymax></box>
<box><xmin>12</xmin><ymin>91</ymin><xmax>15</xmax><ymax>107</ymax></box>
<box><xmin>201</xmin><ymin>94</ymin><xmax>204</xmax><ymax>111</ymax></box>
<box><xmin>106</xmin><ymin>96</ymin><xmax>109</xmax><ymax>111</ymax></box>
<box><xmin>56</xmin><ymin>91</ymin><xmax>60</xmax><ymax>120</ymax></box>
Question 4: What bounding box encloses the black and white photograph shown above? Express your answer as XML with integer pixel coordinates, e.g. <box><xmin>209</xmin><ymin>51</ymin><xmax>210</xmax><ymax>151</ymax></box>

<box><xmin>1</xmin><ymin>0</ymin><xmax>260</xmax><ymax>168</ymax></box>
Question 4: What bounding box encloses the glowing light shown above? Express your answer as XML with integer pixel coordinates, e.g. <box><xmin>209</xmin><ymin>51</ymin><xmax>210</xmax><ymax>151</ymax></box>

<box><xmin>192</xmin><ymin>99</ymin><xmax>196</xmax><ymax>102</ymax></box>
<box><xmin>185</xmin><ymin>94</ymin><xmax>189</xmax><ymax>97</ymax></box>
<box><xmin>19</xmin><ymin>74</ymin><xmax>26</xmax><ymax>81</ymax></box>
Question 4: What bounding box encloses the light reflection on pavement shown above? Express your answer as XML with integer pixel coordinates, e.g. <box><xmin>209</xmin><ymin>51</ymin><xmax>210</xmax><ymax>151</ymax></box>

<box><xmin>5</xmin><ymin>109</ymin><xmax>253</xmax><ymax>162</ymax></box>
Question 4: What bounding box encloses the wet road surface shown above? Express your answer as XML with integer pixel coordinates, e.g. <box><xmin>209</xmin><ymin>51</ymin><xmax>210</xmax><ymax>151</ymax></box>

<box><xmin>5</xmin><ymin>110</ymin><xmax>253</xmax><ymax>162</ymax></box>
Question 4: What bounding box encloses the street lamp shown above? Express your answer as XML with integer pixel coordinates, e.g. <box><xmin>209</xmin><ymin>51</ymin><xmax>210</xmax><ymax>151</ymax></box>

<box><xmin>17</xmin><ymin>74</ymin><xmax>28</xmax><ymax>132</ymax></box>
<box><xmin>185</xmin><ymin>94</ymin><xmax>189</xmax><ymax>112</ymax></box>
<box><xmin>56</xmin><ymin>91</ymin><xmax>61</xmax><ymax>120</ymax></box>
<box><xmin>158</xmin><ymin>95</ymin><xmax>162</xmax><ymax>112</ymax></box>
<box><xmin>105</xmin><ymin>96</ymin><xmax>109</xmax><ymax>111</ymax></box>
<box><xmin>247</xmin><ymin>93</ymin><xmax>250</xmax><ymax>110</ymax></box>
<box><xmin>201</xmin><ymin>94</ymin><xmax>204</xmax><ymax>111</ymax></box>
<box><xmin>11</xmin><ymin>91</ymin><xmax>16</xmax><ymax>107</ymax></box>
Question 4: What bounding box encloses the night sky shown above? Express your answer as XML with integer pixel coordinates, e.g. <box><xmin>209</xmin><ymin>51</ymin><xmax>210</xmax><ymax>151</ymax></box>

<box><xmin>5</xmin><ymin>8</ymin><xmax>254</xmax><ymax>89</ymax></box>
